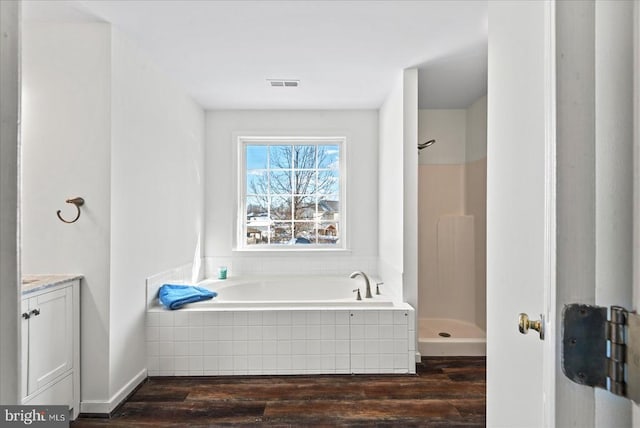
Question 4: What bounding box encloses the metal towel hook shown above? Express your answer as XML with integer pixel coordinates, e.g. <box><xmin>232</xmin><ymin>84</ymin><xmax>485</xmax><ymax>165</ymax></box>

<box><xmin>56</xmin><ymin>197</ymin><xmax>85</xmax><ymax>224</ymax></box>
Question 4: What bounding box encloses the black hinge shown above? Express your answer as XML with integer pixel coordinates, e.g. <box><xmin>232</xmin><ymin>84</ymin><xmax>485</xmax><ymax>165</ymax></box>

<box><xmin>562</xmin><ymin>304</ymin><xmax>640</xmax><ymax>404</ymax></box>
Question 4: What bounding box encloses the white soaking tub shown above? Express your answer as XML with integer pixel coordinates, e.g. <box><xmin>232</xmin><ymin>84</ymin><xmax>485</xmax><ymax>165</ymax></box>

<box><xmin>145</xmin><ymin>275</ymin><xmax>416</xmax><ymax>376</ymax></box>
<box><xmin>191</xmin><ymin>276</ymin><xmax>395</xmax><ymax>308</ymax></box>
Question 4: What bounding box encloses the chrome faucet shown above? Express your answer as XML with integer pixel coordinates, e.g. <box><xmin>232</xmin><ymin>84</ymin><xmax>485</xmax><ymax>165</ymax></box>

<box><xmin>349</xmin><ymin>271</ymin><xmax>372</xmax><ymax>298</ymax></box>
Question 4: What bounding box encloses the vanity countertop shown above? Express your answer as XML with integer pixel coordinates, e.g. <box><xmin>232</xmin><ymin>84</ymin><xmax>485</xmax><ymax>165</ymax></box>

<box><xmin>22</xmin><ymin>274</ymin><xmax>83</xmax><ymax>296</ymax></box>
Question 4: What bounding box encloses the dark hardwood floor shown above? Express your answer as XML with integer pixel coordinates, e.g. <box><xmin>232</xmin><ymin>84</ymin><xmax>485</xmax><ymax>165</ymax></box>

<box><xmin>71</xmin><ymin>357</ymin><xmax>485</xmax><ymax>427</ymax></box>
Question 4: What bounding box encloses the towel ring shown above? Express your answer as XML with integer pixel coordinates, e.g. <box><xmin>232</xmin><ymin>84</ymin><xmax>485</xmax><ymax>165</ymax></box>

<box><xmin>56</xmin><ymin>197</ymin><xmax>85</xmax><ymax>224</ymax></box>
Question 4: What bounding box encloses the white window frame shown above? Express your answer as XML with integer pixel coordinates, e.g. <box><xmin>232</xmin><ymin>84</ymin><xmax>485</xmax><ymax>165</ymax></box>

<box><xmin>235</xmin><ymin>136</ymin><xmax>347</xmax><ymax>251</ymax></box>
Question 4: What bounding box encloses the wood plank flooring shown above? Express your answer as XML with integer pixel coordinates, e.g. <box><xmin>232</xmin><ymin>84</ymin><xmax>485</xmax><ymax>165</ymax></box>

<box><xmin>71</xmin><ymin>356</ymin><xmax>485</xmax><ymax>427</ymax></box>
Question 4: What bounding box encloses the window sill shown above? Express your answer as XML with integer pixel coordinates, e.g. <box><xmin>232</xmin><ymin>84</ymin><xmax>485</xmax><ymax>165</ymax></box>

<box><xmin>232</xmin><ymin>247</ymin><xmax>351</xmax><ymax>254</ymax></box>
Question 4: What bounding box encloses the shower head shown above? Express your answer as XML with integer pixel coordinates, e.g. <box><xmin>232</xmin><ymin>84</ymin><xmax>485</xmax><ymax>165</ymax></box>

<box><xmin>418</xmin><ymin>139</ymin><xmax>436</xmax><ymax>151</ymax></box>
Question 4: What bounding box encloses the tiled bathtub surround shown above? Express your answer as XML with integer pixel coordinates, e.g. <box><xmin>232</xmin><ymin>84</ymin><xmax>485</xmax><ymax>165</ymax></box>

<box><xmin>146</xmin><ymin>307</ymin><xmax>416</xmax><ymax>376</ymax></box>
<box><xmin>145</xmin><ymin>264</ymin><xmax>414</xmax><ymax>375</ymax></box>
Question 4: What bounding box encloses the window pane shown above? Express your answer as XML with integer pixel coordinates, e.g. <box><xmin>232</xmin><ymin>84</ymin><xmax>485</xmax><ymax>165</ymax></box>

<box><xmin>293</xmin><ymin>170</ymin><xmax>316</xmax><ymax>195</ymax></box>
<box><xmin>246</xmin><ymin>228</ymin><xmax>268</xmax><ymax>245</ymax></box>
<box><xmin>294</xmin><ymin>222</ymin><xmax>316</xmax><ymax>244</ymax></box>
<box><xmin>293</xmin><ymin>196</ymin><xmax>316</xmax><ymax>220</ymax></box>
<box><xmin>317</xmin><ymin>170</ymin><xmax>339</xmax><ymax>195</ymax></box>
<box><xmin>294</xmin><ymin>145</ymin><xmax>316</xmax><ymax>169</ymax></box>
<box><xmin>318</xmin><ymin>197</ymin><xmax>340</xmax><ymax>221</ymax></box>
<box><xmin>246</xmin><ymin>145</ymin><xmax>268</xmax><ymax>170</ymax></box>
<box><xmin>318</xmin><ymin>222</ymin><xmax>339</xmax><ymax>244</ymax></box>
<box><xmin>271</xmin><ymin>196</ymin><xmax>292</xmax><ymax>220</ymax></box>
<box><xmin>246</xmin><ymin>196</ymin><xmax>268</xmax><ymax>218</ymax></box>
<box><xmin>270</xmin><ymin>171</ymin><xmax>292</xmax><ymax>194</ymax></box>
<box><xmin>318</xmin><ymin>145</ymin><xmax>340</xmax><ymax>169</ymax></box>
<box><xmin>269</xmin><ymin>145</ymin><xmax>292</xmax><ymax>169</ymax></box>
<box><xmin>271</xmin><ymin>222</ymin><xmax>292</xmax><ymax>244</ymax></box>
<box><xmin>246</xmin><ymin>196</ymin><xmax>270</xmax><ymax>246</ymax></box>
<box><xmin>247</xmin><ymin>171</ymin><xmax>268</xmax><ymax>195</ymax></box>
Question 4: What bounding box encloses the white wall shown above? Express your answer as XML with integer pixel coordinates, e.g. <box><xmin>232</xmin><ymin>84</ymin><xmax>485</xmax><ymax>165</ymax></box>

<box><xmin>21</xmin><ymin>23</ymin><xmax>113</xmax><ymax>405</ymax></box>
<box><xmin>109</xmin><ymin>29</ymin><xmax>204</xmax><ymax>404</ymax></box>
<box><xmin>0</xmin><ymin>0</ymin><xmax>21</xmax><ymax>405</ymax></box>
<box><xmin>465</xmin><ymin>95</ymin><xmax>487</xmax><ymax>162</ymax></box>
<box><xmin>418</xmin><ymin>109</ymin><xmax>466</xmax><ymax>165</ymax></box>
<box><xmin>417</xmin><ymin>94</ymin><xmax>486</xmax><ymax>167</ymax></box>
<box><xmin>204</xmin><ymin>110</ymin><xmax>379</xmax><ymax>278</ymax></box>
<box><xmin>22</xmin><ymin>22</ymin><xmax>205</xmax><ymax>412</ymax></box>
<box><xmin>377</xmin><ymin>69</ymin><xmax>418</xmax><ymax>313</ymax></box>
<box><xmin>402</xmin><ymin>69</ymin><xmax>419</xmax><ymax>317</ymax></box>
<box><xmin>378</xmin><ymin>75</ymin><xmax>404</xmax><ymax>298</ymax></box>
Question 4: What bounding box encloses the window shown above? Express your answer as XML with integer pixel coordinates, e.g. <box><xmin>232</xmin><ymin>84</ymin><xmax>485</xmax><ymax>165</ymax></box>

<box><xmin>238</xmin><ymin>137</ymin><xmax>345</xmax><ymax>249</ymax></box>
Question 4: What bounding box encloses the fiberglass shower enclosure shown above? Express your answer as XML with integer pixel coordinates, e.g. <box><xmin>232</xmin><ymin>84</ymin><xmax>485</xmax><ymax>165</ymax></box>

<box><xmin>417</xmin><ymin>95</ymin><xmax>487</xmax><ymax>356</ymax></box>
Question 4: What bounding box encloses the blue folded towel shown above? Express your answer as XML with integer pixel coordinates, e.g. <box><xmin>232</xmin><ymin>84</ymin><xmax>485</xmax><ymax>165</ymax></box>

<box><xmin>158</xmin><ymin>284</ymin><xmax>217</xmax><ymax>310</ymax></box>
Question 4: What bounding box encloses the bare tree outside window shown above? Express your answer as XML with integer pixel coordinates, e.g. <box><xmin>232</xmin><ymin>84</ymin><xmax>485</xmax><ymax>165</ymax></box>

<box><xmin>244</xmin><ymin>142</ymin><xmax>341</xmax><ymax>246</ymax></box>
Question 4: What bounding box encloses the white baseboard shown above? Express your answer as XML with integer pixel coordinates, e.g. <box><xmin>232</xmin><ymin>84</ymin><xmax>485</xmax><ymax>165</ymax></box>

<box><xmin>80</xmin><ymin>368</ymin><xmax>147</xmax><ymax>415</ymax></box>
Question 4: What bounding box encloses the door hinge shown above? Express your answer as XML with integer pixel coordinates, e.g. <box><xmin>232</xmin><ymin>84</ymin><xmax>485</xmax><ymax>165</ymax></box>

<box><xmin>562</xmin><ymin>304</ymin><xmax>640</xmax><ymax>404</ymax></box>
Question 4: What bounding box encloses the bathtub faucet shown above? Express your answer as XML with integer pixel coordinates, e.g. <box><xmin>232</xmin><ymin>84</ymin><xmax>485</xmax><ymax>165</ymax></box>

<box><xmin>349</xmin><ymin>271</ymin><xmax>372</xmax><ymax>298</ymax></box>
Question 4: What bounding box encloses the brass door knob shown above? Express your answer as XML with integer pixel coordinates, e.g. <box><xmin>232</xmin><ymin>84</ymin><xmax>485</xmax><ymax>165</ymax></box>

<box><xmin>518</xmin><ymin>313</ymin><xmax>545</xmax><ymax>340</ymax></box>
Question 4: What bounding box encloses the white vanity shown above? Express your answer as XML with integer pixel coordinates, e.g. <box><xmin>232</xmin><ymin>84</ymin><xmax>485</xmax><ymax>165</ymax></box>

<box><xmin>21</xmin><ymin>275</ymin><xmax>81</xmax><ymax>419</ymax></box>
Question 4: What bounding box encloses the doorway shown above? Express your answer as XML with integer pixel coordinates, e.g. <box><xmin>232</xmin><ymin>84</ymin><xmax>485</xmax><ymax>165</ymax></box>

<box><xmin>416</xmin><ymin>51</ymin><xmax>488</xmax><ymax>357</ymax></box>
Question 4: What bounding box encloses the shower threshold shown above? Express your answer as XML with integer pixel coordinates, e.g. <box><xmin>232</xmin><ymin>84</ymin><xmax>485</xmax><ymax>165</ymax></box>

<box><xmin>418</xmin><ymin>318</ymin><xmax>486</xmax><ymax>356</ymax></box>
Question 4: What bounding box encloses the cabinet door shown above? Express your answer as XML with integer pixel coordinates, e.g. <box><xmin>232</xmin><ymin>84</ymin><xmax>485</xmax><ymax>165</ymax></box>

<box><xmin>28</xmin><ymin>287</ymin><xmax>72</xmax><ymax>394</ymax></box>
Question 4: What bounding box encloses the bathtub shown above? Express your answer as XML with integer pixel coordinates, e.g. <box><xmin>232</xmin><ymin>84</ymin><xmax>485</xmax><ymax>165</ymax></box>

<box><xmin>146</xmin><ymin>275</ymin><xmax>416</xmax><ymax>376</ymax></box>
<box><xmin>182</xmin><ymin>276</ymin><xmax>394</xmax><ymax>308</ymax></box>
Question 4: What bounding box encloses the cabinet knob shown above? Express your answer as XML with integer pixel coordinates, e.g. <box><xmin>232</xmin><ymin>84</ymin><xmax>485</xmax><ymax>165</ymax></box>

<box><xmin>22</xmin><ymin>312</ymin><xmax>30</xmax><ymax>320</ymax></box>
<box><xmin>30</xmin><ymin>308</ymin><xmax>40</xmax><ymax>316</ymax></box>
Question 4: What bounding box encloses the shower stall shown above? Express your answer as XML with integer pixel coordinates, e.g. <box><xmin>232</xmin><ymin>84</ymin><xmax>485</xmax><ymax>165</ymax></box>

<box><xmin>417</xmin><ymin>96</ymin><xmax>487</xmax><ymax>356</ymax></box>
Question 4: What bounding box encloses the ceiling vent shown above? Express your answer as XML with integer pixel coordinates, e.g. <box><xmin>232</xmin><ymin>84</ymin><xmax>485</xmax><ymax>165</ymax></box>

<box><xmin>267</xmin><ymin>79</ymin><xmax>299</xmax><ymax>88</ymax></box>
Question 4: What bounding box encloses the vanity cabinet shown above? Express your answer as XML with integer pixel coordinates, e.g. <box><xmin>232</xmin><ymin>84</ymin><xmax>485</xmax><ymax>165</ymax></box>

<box><xmin>21</xmin><ymin>277</ymin><xmax>80</xmax><ymax>419</ymax></box>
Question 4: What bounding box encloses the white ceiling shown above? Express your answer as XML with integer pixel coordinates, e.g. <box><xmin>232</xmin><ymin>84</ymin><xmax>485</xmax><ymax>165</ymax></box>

<box><xmin>22</xmin><ymin>0</ymin><xmax>488</xmax><ymax>110</ymax></box>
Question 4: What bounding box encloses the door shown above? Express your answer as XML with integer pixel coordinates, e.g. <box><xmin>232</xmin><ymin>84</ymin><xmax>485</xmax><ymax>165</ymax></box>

<box><xmin>488</xmin><ymin>1</ymin><xmax>638</xmax><ymax>427</ymax></box>
<box><xmin>487</xmin><ymin>1</ymin><xmax>555</xmax><ymax>426</ymax></box>
<box><xmin>27</xmin><ymin>287</ymin><xmax>72</xmax><ymax>394</ymax></box>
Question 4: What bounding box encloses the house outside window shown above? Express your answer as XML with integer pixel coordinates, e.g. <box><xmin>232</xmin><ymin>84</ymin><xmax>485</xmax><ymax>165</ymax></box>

<box><xmin>238</xmin><ymin>137</ymin><xmax>345</xmax><ymax>250</ymax></box>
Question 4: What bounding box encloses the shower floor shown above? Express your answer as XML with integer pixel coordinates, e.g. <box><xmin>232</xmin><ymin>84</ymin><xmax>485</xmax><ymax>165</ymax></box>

<box><xmin>418</xmin><ymin>318</ymin><xmax>486</xmax><ymax>356</ymax></box>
